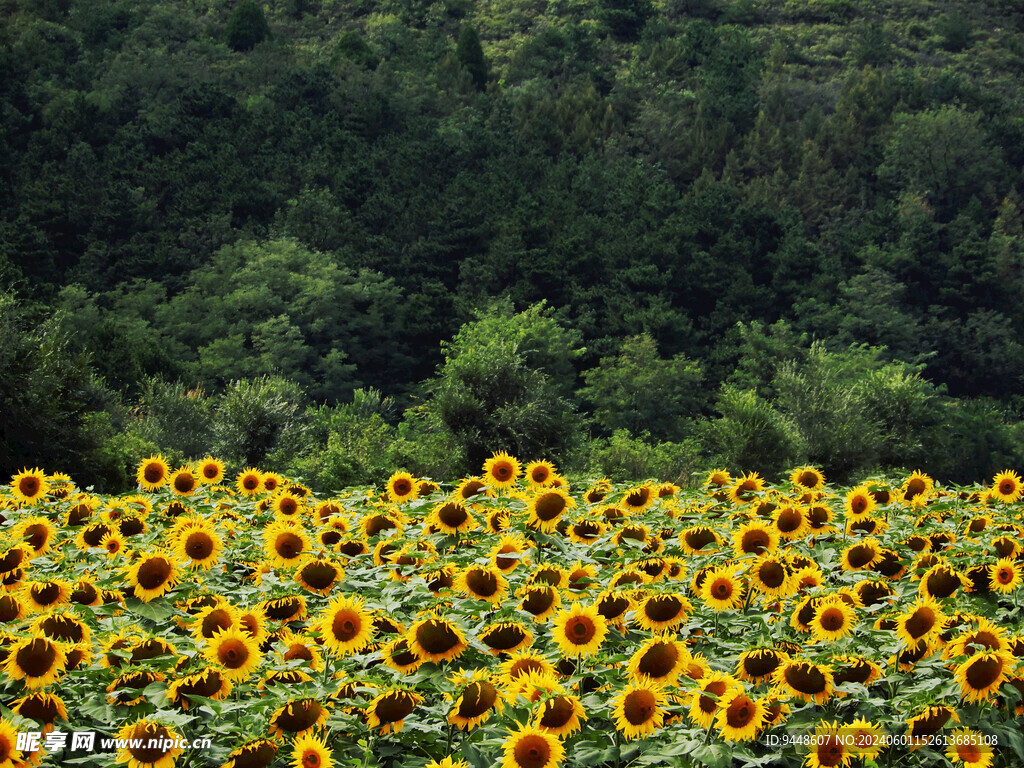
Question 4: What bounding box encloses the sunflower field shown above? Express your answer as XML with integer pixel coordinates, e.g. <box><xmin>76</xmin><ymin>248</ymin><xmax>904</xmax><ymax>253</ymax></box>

<box><xmin>0</xmin><ymin>456</ymin><xmax>1023</xmax><ymax>768</ymax></box>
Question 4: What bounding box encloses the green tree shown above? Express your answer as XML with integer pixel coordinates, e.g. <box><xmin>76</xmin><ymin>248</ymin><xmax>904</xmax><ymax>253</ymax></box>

<box><xmin>154</xmin><ymin>239</ymin><xmax>406</xmax><ymax>402</ymax></box>
<box><xmin>213</xmin><ymin>376</ymin><xmax>306</xmax><ymax>467</ymax></box>
<box><xmin>0</xmin><ymin>293</ymin><xmax>126</xmax><ymax>488</ymax></box>
<box><xmin>701</xmin><ymin>386</ymin><xmax>804</xmax><ymax>478</ymax></box>
<box><xmin>455</xmin><ymin>25</ymin><xmax>488</xmax><ymax>90</ymax></box>
<box><xmin>419</xmin><ymin>302</ymin><xmax>584</xmax><ymax>472</ymax></box>
<box><xmin>226</xmin><ymin>0</ymin><xmax>270</xmax><ymax>52</ymax></box>
<box><xmin>579</xmin><ymin>333</ymin><xmax>703</xmax><ymax>441</ymax></box>
<box><xmin>879</xmin><ymin>106</ymin><xmax>1001</xmax><ymax>218</ymax></box>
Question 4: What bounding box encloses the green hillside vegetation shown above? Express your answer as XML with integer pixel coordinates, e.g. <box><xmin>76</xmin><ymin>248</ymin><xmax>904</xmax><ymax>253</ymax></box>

<box><xmin>2</xmin><ymin>0</ymin><xmax>1024</xmax><ymax>490</ymax></box>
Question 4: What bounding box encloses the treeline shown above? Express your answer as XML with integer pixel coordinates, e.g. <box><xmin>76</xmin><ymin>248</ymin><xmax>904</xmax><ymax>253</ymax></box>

<box><xmin>3</xmin><ymin>292</ymin><xmax>1022</xmax><ymax>492</ymax></box>
<box><xmin>2</xmin><ymin>0</ymin><xmax>1024</xmax><ymax>489</ymax></box>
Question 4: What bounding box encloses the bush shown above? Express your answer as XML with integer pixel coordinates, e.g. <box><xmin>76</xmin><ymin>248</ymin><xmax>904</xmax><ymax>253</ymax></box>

<box><xmin>588</xmin><ymin>430</ymin><xmax>702</xmax><ymax>485</ymax></box>
<box><xmin>213</xmin><ymin>376</ymin><xmax>306</xmax><ymax>467</ymax></box>
<box><xmin>701</xmin><ymin>386</ymin><xmax>805</xmax><ymax>479</ymax></box>
<box><xmin>129</xmin><ymin>378</ymin><xmax>215</xmax><ymax>462</ymax></box>
<box><xmin>419</xmin><ymin>302</ymin><xmax>584</xmax><ymax>474</ymax></box>
<box><xmin>287</xmin><ymin>389</ymin><xmax>399</xmax><ymax>492</ymax></box>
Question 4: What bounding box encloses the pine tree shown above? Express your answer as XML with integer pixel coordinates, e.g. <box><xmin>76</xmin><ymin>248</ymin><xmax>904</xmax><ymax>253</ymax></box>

<box><xmin>226</xmin><ymin>1</ymin><xmax>270</xmax><ymax>52</ymax></box>
<box><xmin>456</xmin><ymin>26</ymin><xmax>488</xmax><ymax>90</ymax></box>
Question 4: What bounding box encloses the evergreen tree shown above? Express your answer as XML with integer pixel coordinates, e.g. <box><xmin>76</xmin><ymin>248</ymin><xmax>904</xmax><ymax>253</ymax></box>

<box><xmin>226</xmin><ymin>1</ymin><xmax>270</xmax><ymax>52</ymax></box>
<box><xmin>456</xmin><ymin>25</ymin><xmax>488</xmax><ymax>90</ymax></box>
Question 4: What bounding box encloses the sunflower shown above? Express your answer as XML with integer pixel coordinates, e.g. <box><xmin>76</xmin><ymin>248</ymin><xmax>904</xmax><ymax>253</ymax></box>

<box><xmin>732</xmin><ymin>521</ymin><xmax>778</xmax><ymax>557</ymax></box>
<box><xmin>407</xmin><ymin>615</ymin><xmax>468</xmax><ymax>663</ymax></box>
<box><xmin>269</xmin><ymin>699</ymin><xmax>330</xmax><ymax>738</ymax></box>
<box><xmin>173</xmin><ymin>524</ymin><xmax>222</xmax><ymax>570</ymax></box>
<box><xmin>519</xmin><ymin>586</ymin><xmax>561</xmax><ymax>622</ymax></box>
<box><xmin>448</xmin><ymin>670</ymin><xmax>503</xmax><ymax>730</ymax></box>
<box><xmin>380</xmin><ymin>637</ymin><xmax>423</xmax><ymax>675</ymax></box>
<box><xmin>491</xmin><ymin>535</ymin><xmax>530</xmax><ymax>574</ymax></box>
<box><xmin>292</xmin><ymin>557</ymin><xmax>342</xmax><ymax>596</ymax></box>
<box><xmin>32</xmin><ymin>609</ymin><xmax>90</xmax><ymax>645</ymax></box>
<box><xmin>566</xmin><ymin>518</ymin><xmax>606</xmax><ymax>545</ymax></box>
<box><xmin>729</xmin><ymin>472</ymin><xmax>765</xmax><ymax>504</ymax></box>
<box><xmin>526</xmin><ymin>488</ymin><xmax>575</xmax><ymax>533</ymax></box>
<box><xmin>10</xmin><ymin>468</ymin><xmax>48</xmax><ymax>504</ymax></box>
<box><xmin>122</xmin><ymin>551</ymin><xmax>177</xmax><ymax>602</ymax></box>
<box><xmin>262</xmin><ymin>595</ymin><xmax>307</xmax><ymax>623</ymax></box>
<box><xmin>564</xmin><ymin>561</ymin><xmax>598</xmax><ymax>599</ymax></box>
<box><xmin>272</xmin><ymin>492</ymin><xmax>304</xmax><ymax>521</ymax></box>
<box><xmin>317</xmin><ymin>595</ymin><xmax>374</xmax><ymax>656</ymax></box>
<box><xmin>901</xmin><ymin>470</ymin><xmax>934</xmax><ymax>503</ymax></box>
<box><xmin>704</xmin><ymin>468</ymin><xmax>732</xmax><ymax>489</ymax></box>
<box><xmin>525</xmin><ymin>460</ymin><xmax>558</xmax><ymax>488</ymax></box>
<box><xmin>263</xmin><ymin>521</ymin><xmax>311</xmax><ymax>569</ymax></box>
<box><xmin>803</xmin><ymin>720</ymin><xmax>851</xmax><ymax>768</ymax></box>
<box><xmin>12</xmin><ymin>692</ymin><xmax>67</xmax><ymax>734</ymax></box>
<box><xmin>483</xmin><ymin>452</ymin><xmax>522</xmax><ymax>490</ymax></box>
<box><xmin>203</xmin><ymin>627</ymin><xmax>261</xmax><ymax>682</ymax></box>
<box><xmin>895</xmin><ymin>597</ymin><xmax>947</xmax><ymax>648</ymax></box>
<box><xmin>107</xmin><ymin>670</ymin><xmax>166</xmax><ymax>706</ymax></box>
<box><xmin>134</xmin><ymin>457</ymin><xmax>170</xmax><ymax>492</ymax></box>
<box><xmin>384</xmin><ymin>472</ymin><xmax>418</xmax><ymax>504</ymax></box>
<box><xmin>843</xmin><ymin>485</ymin><xmax>876</xmax><ymax>518</ymax></box>
<box><xmin>747</xmin><ymin>555</ymin><xmax>792</xmax><ymax>599</ymax></box>
<box><xmin>789</xmin><ymin>466</ymin><xmax>825</xmax><ymax>491</ymax></box>
<box><xmin>115</xmin><ymin>719</ymin><xmax>184</xmax><ymax>768</ymax></box>
<box><xmin>844</xmin><ymin>718</ymin><xmax>885</xmax><ymax>761</ymax></box>
<box><xmin>622</xmin><ymin>485</ymin><xmax>653</xmax><ymax>513</ymax></box>
<box><xmin>810</xmin><ymin>598</ymin><xmax>857</xmax><ymax>643</ymax></box>
<box><xmin>455</xmin><ymin>565</ymin><xmax>508</xmax><ymax>604</ymax></box>
<box><xmin>499</xmin><ymin>651</ymin><xmax>559</xmax><ymax>690</ymax></box>
<box><xmin>430</xmin><ymin>501</ymin><xmax>475</xmax><ymax>534</ymax></box>
<box><xmin>990</xmin><ymin>469</ymin><xmax>1023</xmax><ymax>503</ymax></box>
<box><xmin>531</xmin><ymin>691</ymin><xmax>587</xmax><ymax>738</ymax></box>
<box><xmin>451</xmin><ymin>477</ymin><xmax>488</xmax><ymax>503</ymax></box>
<box><xmin>679</xmin><ymin>525</ymin><xmax>721</xmax><ymax>555</ymax></box>
<box><xmin>479</xmin><ymin>622</ymin><xmax>534</xmax><ymax>656</ymax></box>
<box><xmin>627</xmin><ymin>635</ymin><xmax>687</xmax><ymax>686</ymax></box>
<box><xmin>945</xmin><ymin>728</ymin><xmax>994</xmax><ymax>768</ymax></box>
<box><xmin>989</xmin><ymin>558</ymin><xmax>1021</xmax><ymax>593</ymax></box>
<box><xmin>426</xmin><ymin>759</ymin><xmax>468</xmax><ymax>768</ymax></box>
<box><xmin>550</xmin><ymin>603</ymin><xmax>607</xmax><ymax>658</ymax></box>
<box><xmin>167</xmin><ymin>668</ymin><xmax>233</xmax><ymax>710</ymax></box>
<box><xmin>366</xmin><ymin>689</ymin><xmax>423</xmax><ymax>735</ymax></box>
<box><xmin>906</xmin><ymin>705</ymin><xmax>958</xmax><ymax>745</ymax></box>
<box><xmin>839</xmin><ymin>538</ymin><xmax>882</xmax><ymax>571</ymax></box>
<box><xmin>610</xmin><ymin>678</ymin><xmax>667</xmax><ymax>739</ymax></box>
<box><xmin>773</xmin><ymin>505</ymin><xmax>810</xmax><ymax>540</ymax></box>
<box><xmin>168</xmin><ymin>466</ymin><xmax>199</xmax><ymax>497</ymax></box>
<box><xmin>276</xmin><ymin>630</ymin><xmax>324</xmax><ymax>672</ymax></box>
<box><xmin>4</xmin><ymin>635</ymin><xmax>67</xmax><ymax>689</ymax></box>
<box><xmin>290</xmin><ymin>731</ymin><xmax>332</xmax><ymax>768</ymax></box>
<box><xmin>701</xmin><ymin>566</ymin><xmax>745</xmax><ymax>611</ymax></box>
<box><xmin>774</xmin><ymin>659</ymin><xmax>835</xmax><ymax>705</ymax></box>
<box><xmin>919</xmin><ymin>563</ymin><xmax>966</xmax><ymax>600</ymax></box>
<box><xmin>223</xmin><ymin>739</ymin><xmax>278</xmax><ymax>768</ymax></box>
<box><xmin>955</xmin><ymin>650</ymin><xmax>1014</xmax><ymax>703</ymax></box>
<box><xmin>831</xmin><ymin>656</ymin><xmax>884</xmax><ymax>687</ymax></box>
<box><xmin>258</xmin><ymin>472</ymin><xmax>282</xmax><ymax>494</ymax></box>
<box><xmin>11</xmin><ymin>516</ymin><xmax>57</xmax><ymax>558</ymax></box>
<box><xmin>236</xmin><ymin>468</ymin><xmax>263</xmax><ymax>497</ymax></box>
<box><xmin>608</xmin><ymin>568</ymin><xmax>648</xmax><ymax>591</ymax></box>
<box><xmin>715</xmin><ymin>688</ymin><xmax>765</xmax><ymax>742</ymax></box>
<box><xmin>736</xmin><ymin>648</ymin><xmax>789</xmax><ymax>684</ymax></box>
<box><xmin>0</xmin><ymin>594</ymin><xmax>23</xmax><ymax>623</ymax></box>
<box><xmin>688</xmin><ymin>672</ymin><xmax>740</xmax><ymax>728</ymax></box>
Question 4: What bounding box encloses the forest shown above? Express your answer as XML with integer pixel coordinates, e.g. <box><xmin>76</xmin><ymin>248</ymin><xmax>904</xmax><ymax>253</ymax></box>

<box><xmin>2</xmin><ymin>0</ymin><xmax>1024</xmax><ymax>491</ymax></box>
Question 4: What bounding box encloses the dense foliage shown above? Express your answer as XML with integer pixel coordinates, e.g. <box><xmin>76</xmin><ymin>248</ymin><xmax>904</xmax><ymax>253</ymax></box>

<box><xmin>3</xmin><ymin>0</ymin><xmax>1024</xmax><ymax>490</ymax></box>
